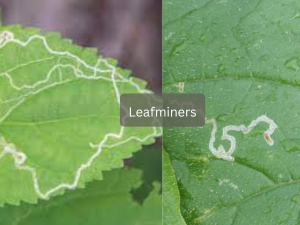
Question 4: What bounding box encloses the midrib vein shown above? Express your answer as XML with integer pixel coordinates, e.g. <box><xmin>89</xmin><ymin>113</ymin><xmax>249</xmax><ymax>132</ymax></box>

<box><xmin>1</xmin><ymin>114</ymin><xmax>119</xmax><ymax>126</ymax></box>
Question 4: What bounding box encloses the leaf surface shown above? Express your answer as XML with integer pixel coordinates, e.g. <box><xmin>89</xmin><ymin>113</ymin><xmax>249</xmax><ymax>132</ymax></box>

<box><xmin>163</xmin><ymin>0</ymin><xmax>300</xmax><ymax>224</ymax></box>
<box><xmin>163</xmin><ymin>148</ymin><xmax>186</xmax><ymax>225</ymax></box>
<box><xmin>0</xmin><ymin>164</ymin><xmax>162</xmax><ymax>225</ymax></box>
<box><xmin>0</xmin><ymin>25</ymin><xmax>161</xmax><ymax>205</ymax></box>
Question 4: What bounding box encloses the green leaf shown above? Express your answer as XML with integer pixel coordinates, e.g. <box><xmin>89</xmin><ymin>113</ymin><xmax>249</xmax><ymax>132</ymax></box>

<box><xmin>0</xmin><ymin>166</ymin><xmax>162</xmax><ymax>225</ymax></box>
<box><xmin>163</xmin><ymin>148</ymin><xmax>186</xmax><ymax>225</ymax></box>
<box><xmin>163</xmin><ymin>0</ymin><xmax>300</xmax><ymax>224</ymax></box>
<box><xmin>131</xmin><ymin>145</ymin><xmax>162</xmax><ymax>203</ymax></box>
<box><xmin>0</xmin><ymin>24</ymin><xmax>161</xmax><ymax>205</ymax></box>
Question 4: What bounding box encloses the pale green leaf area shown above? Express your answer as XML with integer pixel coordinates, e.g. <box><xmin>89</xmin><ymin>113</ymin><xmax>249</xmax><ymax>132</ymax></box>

<box><xmin>0</xmin><ymin>23</ymin><xmax>161</xmax><ymax>206</ymax></box>
<box><xmin>0</xmin><ymin>166</ymin><xmax>162</xmax><ymax>225</ymax></box>
<box><xmin>163</xmin><ymin>0</ymin><xmax>300</xmax><ymax>224</ymax></box>
<box><xmin>163</xmin><ymin>148</ymin><xmax>186</xmax><ymax>225</ymax></box>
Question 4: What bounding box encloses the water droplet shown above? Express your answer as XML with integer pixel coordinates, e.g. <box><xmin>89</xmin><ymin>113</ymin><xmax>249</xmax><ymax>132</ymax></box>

<box><xmin>291</xmin><ymin>194</ymin><xmax>298</xmax><ymax>202</ymax></box>
<box><xmin>293</xmin><ymin>13</ymin><xmax>300</xmax><ymax>19</ymax></box>
<box><xmin>233</xmin><ymin>103</ymin><xmax>244</xmax><ymax>115</ymax></box>
<box><xmin>220</xmin><ymin>47</ymin><xmax>227</xmax><ymax>51</ymax></box>
<box><xmin>281</xmin><ymin>139</ymin><xmax>300</xmax><ymax>152</ymax></box>
<box><xmin>260</xmin><ymin>55</ymin><xmax>269</xmax><ymax>62</ymax></box>
<box><xmin>171</xmin><ymin>40</ymin><xmax>187</xmax><ymax>56</ymax></box>
<box><xmin>230</xmin><ymin>48</ymin><xmax>238</xmax><ymax>54</ymax></box>
<box><xmin>199</xmin><ymin>34</ymin><xmax>206</xmax><ymax>42</ymax></box>
<box><xmin>285</xmin><ymin>57</ymin><xmax>300</xmax><ymax>71</ymax></box>
<box><xmin>216</xmin><ymin>114</ymin><xmax>229</xmax><ymax>122</ymax></box>
<box><xmin>215</xmin><ymin>55</ymin><xmax>223</xmax><ymax>61</ymax></box>
<box><xmin>218</xmin><ymin>64</ymin><xmax>226</xmax><ymax>72</ymax></box>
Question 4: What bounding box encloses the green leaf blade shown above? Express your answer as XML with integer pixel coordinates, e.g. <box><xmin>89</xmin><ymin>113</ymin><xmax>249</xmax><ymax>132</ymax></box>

<box><xmin>163</xmin><ymin>148</ymin><xmax>186</xmax><ymax>225</ymax></box>
<box><xmin>0</xmin><ymin>25</ymin><xmax>161</xmax><ymax>205</ymax></box>
<box><xmin>0</xmin><ymin>167</ymin><xmax>162</xmax><ymax>225</ymax></box>
<box><xmin>163</xmin><ymin>0</ymin><xmax>300</xmax><ymax>224</ymax></box>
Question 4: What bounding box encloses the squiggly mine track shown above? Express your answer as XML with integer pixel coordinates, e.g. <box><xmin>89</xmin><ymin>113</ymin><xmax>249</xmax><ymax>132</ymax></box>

<box><xmin>0</xmin><ymin>31</ymin><xmax>161</xmax><ymax>200</ymax></box>
<box><xmin>206</xmin><ymin>115</ymin><xmax>278</xmax><ymax>161</ymax></box>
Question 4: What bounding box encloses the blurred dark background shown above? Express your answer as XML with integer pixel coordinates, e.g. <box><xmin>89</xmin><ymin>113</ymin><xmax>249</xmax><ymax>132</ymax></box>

<box><xmin>0</xmin><ymin>0</ymin><xmax>162</xmax><ymax>92</ymax></box>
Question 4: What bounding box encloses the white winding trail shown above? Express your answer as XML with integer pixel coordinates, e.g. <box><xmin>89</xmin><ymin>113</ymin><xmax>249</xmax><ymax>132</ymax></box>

<box><xmin>206</xmin><ymin>115</ymin><xmax>278</xmax><ymax>161</ymax></box>
<box><xmin>0</xmin><ymin>31</ymin><xmax>161</xmax><ymax>199</ymax></box>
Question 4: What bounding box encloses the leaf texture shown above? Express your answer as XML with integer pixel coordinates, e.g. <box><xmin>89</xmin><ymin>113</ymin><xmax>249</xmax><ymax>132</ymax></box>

<box><xmin>0</xmin><ymin>25</ymin><xmax>161</xmax><ymax>205</ymax></box>
<box><xmin>0</xmin><ymin>166</ymin><xmax>162</xmax><ymax>225</ymax></box>
<box><xmin>163</xmin><ymin>0</ymin><xmax>300</xmax><ymax>224</ymax></box>
<box><xmin>163</xmin><ymin>148</ymin><xmax>186</xmax><ymax>225</ymax></box>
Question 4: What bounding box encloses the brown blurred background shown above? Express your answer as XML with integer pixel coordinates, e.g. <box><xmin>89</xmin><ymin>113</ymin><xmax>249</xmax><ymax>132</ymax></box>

<box><xmin>0</xmin><ymin>0</ymin><xmax>162</xmax><ymax>92</ymax></box>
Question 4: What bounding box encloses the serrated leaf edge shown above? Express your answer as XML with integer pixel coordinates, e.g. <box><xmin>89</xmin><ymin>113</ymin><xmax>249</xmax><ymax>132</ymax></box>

<box><xmin>0</xmin><ymin>30</ymin><xmax>162</xmax><ymax>201</ymax></box>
